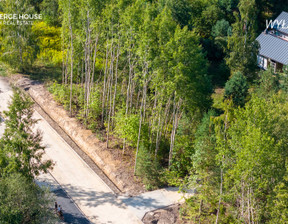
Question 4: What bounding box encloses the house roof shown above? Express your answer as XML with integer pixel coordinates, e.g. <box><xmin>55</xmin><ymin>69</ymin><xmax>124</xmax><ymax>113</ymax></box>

<box><xmin>275</xmin><ymin>11</ymin><xmax>288</xmax><ymax>35</ymax></box>
<box><xmin>256</xmin><ymin>32</ymin><xmax>288</xmax><ymax>65</ymax></box>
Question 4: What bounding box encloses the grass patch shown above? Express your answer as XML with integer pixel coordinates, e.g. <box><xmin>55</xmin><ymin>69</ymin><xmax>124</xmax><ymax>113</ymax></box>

<box><xmin>211</xmin><ymin>88</ymin><xmax>224</xmax><ymax>110</ymax></box>
<box><xmin>23</xmin><ymin>63</ymin><xmax>62</xmax><ymax>83</ymax></box>
<box><xmin>0</xmin><ymin>62</ymin><xmax>9</xmax><ymax>77</ymax></box>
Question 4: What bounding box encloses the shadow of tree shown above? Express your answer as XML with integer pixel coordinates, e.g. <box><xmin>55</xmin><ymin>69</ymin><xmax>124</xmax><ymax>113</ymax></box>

<box><xmin>23</xmin><ymin>65</ymin><xmax>62</xmax><ymax>83</ymax></box>
<box><xmin>53</xmin><ymin>188</ymin><xmax>91</xmax><ymax>224</ymax></box>
<box><xmin>60</xmin><ymin>183</ymin><xmax>126</xmax><ymax>209</ymax></box>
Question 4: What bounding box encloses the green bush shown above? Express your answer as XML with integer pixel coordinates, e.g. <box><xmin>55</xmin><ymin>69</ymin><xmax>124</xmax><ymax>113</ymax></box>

<box><xmin>136</xmin><ymin>144</ymin><xmax>164</xmax><ymax>190</ymax></box>
<box><xmin>47</xmin><ymin>82</ymin><xmax>70</xmax><ymax>108</ymax></box>
<box><xmin>0</xmin><ymin>63</ymin><xmax>8</xmax><ymax>77</ymax></box>
<box><xmin>114</xmin><ymin>111</ymin><xmax>149</xmax><ymax>148</ymax></box>
<box><xmin>256</xmin><ymin>68</ymin><xmax>280</xmax><ymax>97</ymax></box>
<box><xmin>85</xmin><ymin>90</ymin><xmax>102</xmax><ymax>131</ymax></box>
<box><xmin>224</xmin><ymin>71</ymin><xmax>248</xmax><ymax>106</ymax></box>
<box><xmin>0</xmin><ymin>173</ymin><xmax>56</xmax><ymax>224</ymax></box>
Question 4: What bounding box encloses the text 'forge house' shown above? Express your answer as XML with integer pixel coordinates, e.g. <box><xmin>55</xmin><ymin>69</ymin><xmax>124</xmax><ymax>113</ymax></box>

<box><xmin>257</xmin><ymin>11</ymin><xmax>288</xmax><ymax>72</ymax></box>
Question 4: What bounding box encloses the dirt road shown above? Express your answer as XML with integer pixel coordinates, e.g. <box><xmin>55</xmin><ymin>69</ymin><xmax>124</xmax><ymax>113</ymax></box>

<box><xmin>0</xmin><ymin>76</ymin><xmax>191</xmax><ymax>224</ymax></box>
<box><xmin>0</xmin><ymin>77</ymin><xmax>141</xmax><ymax>224</ymax></box>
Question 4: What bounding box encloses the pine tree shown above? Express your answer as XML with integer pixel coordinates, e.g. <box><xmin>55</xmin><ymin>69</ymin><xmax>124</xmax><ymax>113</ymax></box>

<box><xmin>0</xmin><ymin>89</ymin><xmax>52</xmax><ymax>179</ymax></box>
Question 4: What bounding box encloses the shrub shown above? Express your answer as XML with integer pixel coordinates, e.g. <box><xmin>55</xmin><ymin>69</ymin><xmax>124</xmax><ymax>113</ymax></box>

<box><xmin>114</xmin><ymin>111</ymin><xmax>149</xmax><ymax>148</ymax></box>
<box><xmin>224</xmin><ymin>71</ymin><xmax>248</xmax><ymax>106</ymax></box>
<box><xmin>136</xmin><ymin>144</ymin><xmax>164</xmax><ymax>190</ymax></box>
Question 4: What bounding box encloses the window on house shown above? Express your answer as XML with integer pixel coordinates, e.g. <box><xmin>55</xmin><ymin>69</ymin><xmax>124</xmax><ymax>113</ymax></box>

<box><xmin>257</xmin><ymin>55</ymin><xmax>267</xmax><ymax>69</ymax></box>
<box><xmin>270</xmin><ymin>60</ymin><xmax>277</xmax><ymax>72</ymax></box>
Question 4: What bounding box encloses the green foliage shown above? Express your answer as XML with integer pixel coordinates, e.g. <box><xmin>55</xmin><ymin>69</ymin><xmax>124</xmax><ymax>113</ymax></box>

<box><xmin>226</xmin><ymin>0</ymin><xmax>259</xmax><ymax>79</ymax></box>
<box><xmin>0</xmin><ymin>62</ymin><xmax>8</xmax><ymax>77</ymax></box>
<box><xmin>2</xmin><ymin>3</ymin><xmax>287</xmax><ymax>223</ymax></box>
<box><xmin>0</xmin><ymin>89</ymin><xmax>52</xmax><ymax>178</ymax></box>
<box><xmin>224</xmin><ymin>71</ymin><xmax>248</xmax><ymax>106</ymax></box>
<box><xmin>193</xmin><ymin>110</ymin><xmax>217</xmax><ymax>173</ymax></box>
<box><xmin>169</xmin><ymin>114</ymin><xmax>196</xmax><ymax>178</ymax></box>
<box><xmin>114</xmin><ymin>111</ymin><xmax>149</xmax><ymax>148</ymax></box>
<box><xmin>255</xmin><ymin>68</ymin><xmax>280</xmax><ymax>97</ymax></box>
<box><xmin>212</xmin><ymin>95</ymin><xmax>288</xmax><ymax>223</ymax></box>
<box><xmin>279</xmin><ymin>66</ymin><xmax>288</xmax><ymax>93</ymax></box>
<box><xmin>0</xmin><ymin>2</ymin><xmax>37</xmax><ymax>71</ymax></box>
<box><xmin>136</xmin><ymin>145</ymin><xmax>164</xmax><ymax>190</ymax></box>
<box><xmin>48</xmin><ymin>82</ymin><xmax>102</xmax><ymax>130</ymax></box>
<box><xmin>219</xmin><ymin>0</ymin><xmax>239</xmax><ymax>12</ymax></box>
<box><xmin>185</xmin><ymin>93</ymin><xmax>288</xmax><ymax>223</ymax></box>
<box><xmin>85</xmin><ymin>90</ymin><xmax>102</xmax><ymax>130</ymax></box>
<box><xmin>48</xmin><ymin>82</ymin><xmax>70</xmax><ymax>108</ymax></box>
<box><xmin>269</xmin><ymin>167</ymin><xmax>288</xmax><ymax>224</ymax></box>
<box><xmin>212</xmin><ymin>19</ymin><xmax>232</xmax><ymax>38</ymax></box>
<box><xmin>166</xmin><ymin>0</ymin><xmax>192</xmax><ymax>28</ymax></box>
<box><xmin>0</xmin><ymin>89</ymin><xmax>55</xmax><ymax>223</ymax></box>
<box><xmin>181</xmin><ymin>110</ymin><xmax>220</xmax><ymax>223</ymax></box>
<box><xmin>0</xmin><ymin>173</ymin><xmax>56</xmax><ymax>224</ymax></box>
<box><xmin>219</xmin><ymin>95</ymin><xmax>288</xmax><ymax>222</ymax></box>
<box><xmin>32</xmin><ymin>21</ymin><xmax>62</xmax><ymax>66</ymax></box>
<box><xmin>40</xmin><ymin>0</ymin><xmax>61</xmax><ymax>26</ymax></box>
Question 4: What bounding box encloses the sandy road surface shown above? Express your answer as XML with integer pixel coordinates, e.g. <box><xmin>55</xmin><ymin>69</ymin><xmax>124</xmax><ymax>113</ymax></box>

<box><xmin>0</xmin><ymin>76</ymin><xmax>191</xmax><ymax>224</ymax></box>
<box><xmin>0</xmin><ymin>77</ymin><xmax>141</xmax><ymax>224</ymax></box>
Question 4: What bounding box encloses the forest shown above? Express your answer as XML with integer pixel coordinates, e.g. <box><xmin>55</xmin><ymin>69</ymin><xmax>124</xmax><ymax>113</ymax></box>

<box><xmin>0</xmin><ymin>0</ymin><xmax>288</xmax><ymax>223</ymax></box>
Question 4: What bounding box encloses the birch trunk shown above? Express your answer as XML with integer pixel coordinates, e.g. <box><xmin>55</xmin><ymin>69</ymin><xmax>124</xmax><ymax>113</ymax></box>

<box><xmin>134</xmin><ymin>63</ymin><xmax>148</xmax><ymax>175</ymax></box>
<box><xmin>169</xmin><ymin>97</ymin><xmax>182</xmax><ymax>167</ymax></box>
<box><xmin>111</xmin><ymin>42</ymin><xmax>120</xmax><ymax>127</ymax></box>
<box><xmin>106</xmin><ymin>47</ymin><xmax>116</xmax><ymax>148</ymax></box>
<box><xmin>101</xmin><ymin>41</ymin><xmax>110</xmax><ymax>125</ymax></box>
<box><xmin>216</xmin><ymin>113</ymin><xmax>228</xmax><ymax>224</ymax></box>
<box><xmin>68</xmin><ymin>11</ymin><xmax>73</xmax><ymax>116</ymax></box>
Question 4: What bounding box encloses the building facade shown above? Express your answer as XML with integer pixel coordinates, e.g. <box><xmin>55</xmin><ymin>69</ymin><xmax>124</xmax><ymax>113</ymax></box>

<box><xmin>256</xmin><ymin>11</ymin><xmax>288</xmax><ymax>72</ymax></box>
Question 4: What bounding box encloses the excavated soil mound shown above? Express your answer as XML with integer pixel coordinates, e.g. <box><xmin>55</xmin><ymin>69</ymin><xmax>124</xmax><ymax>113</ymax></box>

<box><xmin>142</xmin><ymin>204</ymin><xmax>183</xmax><ymax>224</ymax></box>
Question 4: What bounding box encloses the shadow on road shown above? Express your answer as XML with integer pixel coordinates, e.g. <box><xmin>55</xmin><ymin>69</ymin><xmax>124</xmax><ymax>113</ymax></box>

<box><xmin>53</xmin><ymin>188</ymin><xmax>91</xmax><ymax>224</ymax></box>
<box><xmin>61</xmin><ymin>183</ymin><xmax>126</xmax><ymax>209</ymax></box>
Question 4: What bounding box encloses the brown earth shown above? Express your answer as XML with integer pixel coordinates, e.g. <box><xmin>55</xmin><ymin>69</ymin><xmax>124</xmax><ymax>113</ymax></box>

<box><xmin>9</xmin><ymin>74</ymin><xmax>145</xmax><ymax>196</ymax></box>
<box><xmin>142</xmin><ymin>204</ymin><xmax>186</xmax><ymax>224</ymax></box>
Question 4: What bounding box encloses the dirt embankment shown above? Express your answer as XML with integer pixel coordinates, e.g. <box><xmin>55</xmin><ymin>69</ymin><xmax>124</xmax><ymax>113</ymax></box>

<box><xmin>10</xmin><ymin>74</ymin><xmax>145</xmax><ymax>196</ymax></box>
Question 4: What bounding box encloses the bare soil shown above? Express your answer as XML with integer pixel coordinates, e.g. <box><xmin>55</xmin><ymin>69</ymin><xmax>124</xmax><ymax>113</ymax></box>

<box><xmin>142</xmin><ymin>204</ymin><xmax>185</xmax><ymax>224</ymax></box>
